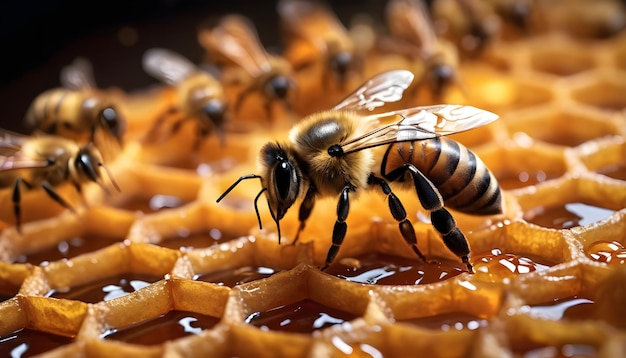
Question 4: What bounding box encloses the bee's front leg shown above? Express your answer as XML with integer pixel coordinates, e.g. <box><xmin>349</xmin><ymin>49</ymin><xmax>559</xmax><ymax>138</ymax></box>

<box><xmin>12</xmin><ymin>178</ymin><xmax>33</xmax><ymax>234</ymax></box>
<box><xmin>321</xmin><ymin>185</ymin><xmax>352</xmax><ymax>271</ymax></box>
<box><xmin>293</xmin><ymin>185</ymin><xmax>317</xmax><ymax>245</ymax></box>
<box><xmin>42</xmin><ymin>181</ymin><xmax>78</xmax><ymax>216</ymax></box>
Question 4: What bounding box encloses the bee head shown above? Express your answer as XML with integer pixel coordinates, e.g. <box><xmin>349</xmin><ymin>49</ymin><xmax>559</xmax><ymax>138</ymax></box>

<box><xmin>73</xmin><ymin>143</ymin><xmax>120</xmax><ymax>194</ymax></box>
<box><xmin>202</xmin><ymin>98</ymin><xmax>228</xmax><ymax>142</ymax></box>
<box><xmin>265</xmin><ymin>75</ymin><xmax>294</xmax><ymax>101</ymax></box>
<box><xmin>259</xmin><ymin>142</ymin><xmax>301</xmax><ymax>222</ymax></box>
<box><xmin>99</xmin><ymin>106</ymin><xmax>126</xmax><ymax>144</ymax></box>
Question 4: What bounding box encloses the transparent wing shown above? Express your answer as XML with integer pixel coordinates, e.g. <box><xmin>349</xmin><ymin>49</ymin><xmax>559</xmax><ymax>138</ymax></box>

<box><xmin>278</xmin><ymin>0</ymin><xmax>350</xmax><ymax>51</ymax></box>
<box><xmin>60</xmin><ymin>57</ymin><xmax>97</xmax><ymax>90</ymax></box>
<box><xmin>341</xmin><ymin>104</ymin><xmax>499</xmax><ymax>154</ymax></box>
<box><xmin>0</xmin><ymin>131</ymin><xmax>47</xmax><ymax>170</ymax></box>
<box><xmin>142</xmin><ymin>48</ymin><xmax>196</xmax><ymax>85</ymax></box>
<box><xmin>198</xmin><ymin>15</ymin><xmax>272</xmax><ymax>78</ymax></box>
<box><xmin>386</xmin><ymin>0</ymin><xmax>438</xmax><ymax>56</ymax></box>
<box><xmin>333</xmin><ymin>69</ymin><xmax>415</xmax><ymax>111</ymax></box>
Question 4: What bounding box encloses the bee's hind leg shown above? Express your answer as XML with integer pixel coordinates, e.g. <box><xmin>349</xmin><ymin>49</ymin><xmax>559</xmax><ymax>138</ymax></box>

<box><xmin>367</xmin><ymin>174</ymin><xmax>433</xmax><ymax>265</ymax></box>
<box><xmin>383</xmin><ymin>165</ymin><xmax>474</xmax><ymax>273</ymax></box>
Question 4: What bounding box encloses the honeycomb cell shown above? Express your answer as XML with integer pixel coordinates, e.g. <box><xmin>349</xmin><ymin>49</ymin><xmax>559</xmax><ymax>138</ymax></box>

<box><xmin>505</xmin><ymin>108</ymin><xmax>622</xmax><ymax>147</ymax></box>
<box><xmin>529</xmin><ymin>41</ymin><xmax>596</xmax><ymax>77</ymax></box>
<box><xmin>574</xmin><ymin>136</ymin><xmax>626</xmax><ymax>182</ymax></box>
<box><xmin>570</xmin><ymin>71</ymin><xmax>626</xmax><ymax>112</ymax></box>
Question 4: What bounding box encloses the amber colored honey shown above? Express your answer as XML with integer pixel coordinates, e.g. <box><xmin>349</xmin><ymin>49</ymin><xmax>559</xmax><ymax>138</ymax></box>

<box><xmin>524</xmin><ymin>296</ymin><xmax>596</xmax><ymax>321</ymax></box>
<box><xmin>156</xmin><ymin>229</ymin><xmax>236</xmax><ymax>250</ymax></box>
<box><xmin>523</xmin><ymin>202</ymin><xmax>615</xmax><ymax>229</ymax></box>
<box><xmin>401</xmin><ymin>311</ymin><xmax>488</xmax><ymax>331</ymax></box>
<box><xmin>245</xmin><ymin>299</ymin><xmax>358</xmax><ymax>334</ymax></box>
<box><xmin>0</xmin><ymin>328</ymin><xmax>73</xmax><ymax>357</ymax></box>
<box><xmin>194</xmin><ymin>266</ymin><xmax>278</xmax><ymax>287</ymax></box>
<box><xmin>102</xmin><ymin>310</ymin><xmax>219</xmax><ymax>345</ymax></box>
<box><xmin>46</xmin><ymin>273</ymin><xmax>162</xmax><ymax>303</ymax></box>
<box><xmin>12</xmin><ymin>235</ymin><xmax>122</xmax><ymax>265</ymax></box>
<box><xmin>585</xmin><ymin>240</ymin><xmax>626</xmax><ymax>265</ymax></box>
<box><xmin>324</xmin><ymin>252</ymin><xmax>464</xmax><ymax>285</ymax></box>
<box><xmin>473</xmin><ymin>248</ymin><xmax>552</xmax><ymax>279</ymax></box>
<box><xmin>497</xmin><ymin>170</ymin><xmax>554</xmax><ymax>190</ymax></box>
<box><xmin>597</xmin><ymin>163</ymin><xmax>626</xmax><ymax>181</ymax></box>
<box><xmin>112</xmin><ymin>194</ymin><xmax>188</xmax><ymax>213</ymax></box>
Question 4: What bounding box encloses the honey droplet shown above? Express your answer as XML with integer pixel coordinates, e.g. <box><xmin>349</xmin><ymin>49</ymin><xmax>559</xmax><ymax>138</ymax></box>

<box><xmin>245</xmin><ymin>299</ymin><xmax>357</xmax><ymax>334</ymax></box>
<box><xmin>586</xmin><ymin>240</ymin><xmax>626</xmax><ymax>265</ymax></box>
<box><xmin>597</xmin><ymin>163</ymin><xmax>626</xmax><ymax>181</ymax></box>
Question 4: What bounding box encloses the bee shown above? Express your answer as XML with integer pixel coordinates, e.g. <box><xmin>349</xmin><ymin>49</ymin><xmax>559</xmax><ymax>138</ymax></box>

<box><xmin>197</xmin><ymin>14</ymin><xmax>296</xmax><ymax>117</ymax></box>
<box><xmin>142</xmin><ymin>48</ymin><xmax>228</xmax><ymax>149</ymax></box>
<box><xmin>25</xmin><ymin>57</ymin><xmax>126</xmax><ymax>145</ymax></box>
<box><xmin>384</xmin><ymin>0</ymin><xmax>462</xmax><ymax>99</ymax></box>
<box><xmin>277</xmin><ymin>0</ymin><xmax>361</xmax><ymax>90</ymax></box>
<box><xmin>0</xmin><ymin>130</ymin><xmax>119</xmax><ymax>234</ymax></box>
<box><xmin>217</xmin><ymin>69</ymin><xmax>502</xmax><ymax>272</ymax></box>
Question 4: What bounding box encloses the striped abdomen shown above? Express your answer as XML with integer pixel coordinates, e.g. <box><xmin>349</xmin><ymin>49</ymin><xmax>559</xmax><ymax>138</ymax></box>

<box><xmin>380</xmin><ymin>137</ymin><xmax>502</xmax><ymax>215</ymax></box>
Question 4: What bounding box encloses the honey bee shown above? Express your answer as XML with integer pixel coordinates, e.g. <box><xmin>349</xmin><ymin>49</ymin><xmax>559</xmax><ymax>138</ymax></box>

<box><xmin>0</xmin><ymin>130</ymin><xmax>119</xmax><ymax>233</ymax></box>
<box><xmin>197</xmin><ymin>14</ymin><xmax>296</xmax><ymax>117</ymax></box>
<box><xmin>277</xmin><ymin>0</ymin><xmax>361</xmax><ymax>89</ymax></box>
<box><xmin>142</xmin><ymin>48</ymin><xmax>228</xmax><ymax>148</ymax></box>
<box><xmin>25</xmin><ymin>57</ymin><xmax>126</xmax><ymax>145</ymax></box>
<box><xmin>217</xmin><ymin>69</ymin><xmax>502</xmax><ymax>272</ymax></box>
<box><xmin>384</xmin><ymin>0</ymin><xmax>462</xmax><ymax>99</ymax></box>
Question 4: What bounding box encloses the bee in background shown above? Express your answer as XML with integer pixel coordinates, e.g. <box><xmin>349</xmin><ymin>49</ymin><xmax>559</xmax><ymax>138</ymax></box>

<box><xmin>197</xmin><ymin>15</ymin><xmax>296</xmax><ymax>118</ymax></box>
<box><xmin>217</xmin><ymin>69</ymin><xmax>502</xmax><ymax>272</ymax></box>
<box><xmin>142</xmin><ymin>48</ymin><xmax>229</xmax><ymax>149</ymax></box>
<box><xmin>0</xmin><ymin>130</ymin><xmax>119</xmax><ymax>234</ymax></box>
<box><xmin>384</xmin><ymin>0</ymin><xmax>463</xmax><ymax>100</ymax></box>
<box><xmin>277</xmin><ymin>0</ymin><xmax>362</xmax><ymax>90</ymax></box>
<box><xmin>25</xmin><ymin>57</ymin><xmax>126</xmax><ymax>147</ymax></box>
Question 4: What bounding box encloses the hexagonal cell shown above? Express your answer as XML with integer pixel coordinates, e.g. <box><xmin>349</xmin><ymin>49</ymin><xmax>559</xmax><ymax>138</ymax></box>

<box><xmin>516</xmin><ymin>175</ymin><xmax>625</xmax><ymax>230</ymax></box>
<box><xmin>505</xmin><ymin>108</ymin><xmax>621</xmax><ymax>147</ymax></box>
<box><xmin>476</xmin><ymin>140</ymin><xmax>567</xmax><ymax>190</ymax></box>
<box><xmin>575</xmin><ymin>136</ymin><xmax>626</xmax><ymax>181</ymax></box>
<box><xmin>529</xmin><ymin>41</ymin><xmax>596</xmax><ymax>77</ymax></box>
<box><xmin>0</xmin><ymin>263</ymin><xmax>32</xmax><ymax>298</ymax></box>
<box><xmin>571</xmin><ymin>73</ymin><xmax>626</xmax><ymax>112</ymax></box>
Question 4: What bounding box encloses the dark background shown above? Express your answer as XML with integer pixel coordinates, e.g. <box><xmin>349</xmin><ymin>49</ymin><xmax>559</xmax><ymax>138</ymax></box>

<box><xmin>0</xmin><ymin>0</ymin><xmax>388</xmax><ymax>134</ymax></box>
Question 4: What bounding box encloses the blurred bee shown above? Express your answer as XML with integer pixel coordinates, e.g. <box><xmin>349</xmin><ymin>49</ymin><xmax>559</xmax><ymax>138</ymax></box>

<box><xmin>384</xmin><ymin>0</ymin><xmax>462</xmax><ymax>99</ymax></box>
<box><xmin>142</xmin><ymin>48</ymin><xmax>228</xmax><ymax>149</ymax></box>
<box><xmin>0</xmin><ymin>130</ymin><xmax>119</xmax><ymax>234</ymax></box>
<box><xmin>25</xmin><ymin>57</ymin><xmax>126</xmax><ymax>146</ymax></box>
<box><xmin>197</xmin><ymin>14</ymin><xmax>296</xmax><ymax>117</ymax></box>
<box><xmin>217</xmin><ymin>69</ymin><xmax>502</xmax><ymax>272</ymax></box>
<box><xmin>277</xmin><ymin>0</ymin><xmax>361</xmax><ymax>90</ymax></box>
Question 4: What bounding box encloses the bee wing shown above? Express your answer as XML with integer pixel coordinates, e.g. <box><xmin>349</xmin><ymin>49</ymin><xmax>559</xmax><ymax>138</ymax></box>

<box><xmin>198</xmin><ymin>15</ymin><xmax>272</xmax><ymax>78</ymax></box>
<box><xmin>341</xmin><ymin>104</ymin><xmax>499</xmax><ymax>154</ymax></box>
<box><xmin>386</xmin><ymin>0</ymin><xmax>438</xmax><ymax>56</ymax></box>
<box><xmin>60</xmin><ymin>57</ymin><xmax>97</xmax><ymax>90</ymax></box>
<box><xmin>278</xmin><ymin>0</ymin><xmax>350</xmax><ymax>51</ymax></box>
<box><xmin>142</xmin><ymin>48</ymin><xmax>196</xmax><ymax>85</ymax></box>
<box><xmin>333</xmin><ymin>70</ymin><xmax>415</xmax><ymax>111</ymax></box>
<box><xmin>0</xmin><ymin>131</ymin><xmax>48</xmax><ymax>170</ymax></box>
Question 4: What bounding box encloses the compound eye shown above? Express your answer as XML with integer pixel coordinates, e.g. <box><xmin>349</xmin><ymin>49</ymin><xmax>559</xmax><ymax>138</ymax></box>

<box><xmin>76</xmin><ymin>149</ymin><xmax>100</xmax><ymax>182</ymax></box>
<box><xmin>274</xmin><ymin>161</ymin><xmax>293</xmax><ymax>201</ymax></box>
<box><xmin>101</xmin><ymin>107</ymin><xmax>125</xmax><ymax>139</ymax></box>
<box><xmin>330</xmin><ymin>51</ymin><xmax>353</xmax><ymax>77</ymax></box>
<box><xmin>268</xmin><ymin>76</ymin><xmax>292</xmax><ymax>100</ymax></box>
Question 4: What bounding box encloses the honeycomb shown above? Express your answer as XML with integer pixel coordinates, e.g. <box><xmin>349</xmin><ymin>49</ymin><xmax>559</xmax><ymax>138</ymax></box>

<box><xmin>1</xmin><ymin>1</ymin><xmax>626</xmax><ymax>357</ymax></box>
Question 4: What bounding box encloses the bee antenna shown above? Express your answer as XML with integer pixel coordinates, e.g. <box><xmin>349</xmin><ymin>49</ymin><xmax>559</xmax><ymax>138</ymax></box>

<box><xmin>98</xmin><ymin>163</ymin><xmax>121</xmax><ymax>192</ymax></box>
<box><xmin>253</xmin><ymin>188</ymin><xmax>267</xmax><ymax>229</ymax></box>
<box><xmin>216</xmin><ymin>174</ymin><xmax>262</xmax><ymax>202</ymax></box>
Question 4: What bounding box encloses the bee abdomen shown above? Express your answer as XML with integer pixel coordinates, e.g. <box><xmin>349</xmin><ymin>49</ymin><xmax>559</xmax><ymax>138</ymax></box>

<box><xmin>424</xmin><ymin>137</ymin><xmax>502</xmax><ymax>215</ymax></box>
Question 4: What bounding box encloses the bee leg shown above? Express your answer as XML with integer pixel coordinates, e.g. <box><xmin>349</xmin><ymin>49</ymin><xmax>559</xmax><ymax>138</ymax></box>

<box><xmin>41</xmin><ymin>182</ymin><xmax>78</xmax><ymax>216</ymax></box>
<box><xmin>293</xmin><ymin>186</ymin><xmax>317</xmax><ymax>245</ymax></box>
<box><xmin>321</xmin><ymin>186</ymin><xmax>352</xmax><ymax>271</ymax></box>
<box><xmin>234</xmin><ymin>86</ymin><xmax>255</xmax><ymax>114</ymax></box>
<box><xmin>367</xmin><ymin>174</ymin><xmax>432</xmax><ymax>265</ymax></box>
<box><xmin>401</xmin><ymin>165</ymin><xmax>474</xmax><ymax>273</ymax></box>
<box><xmin>12</xmin><ymin>178</ymin><xmax>33</xmax><ymax>234</ymax></box>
